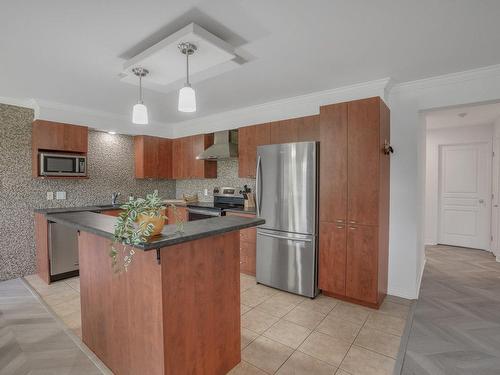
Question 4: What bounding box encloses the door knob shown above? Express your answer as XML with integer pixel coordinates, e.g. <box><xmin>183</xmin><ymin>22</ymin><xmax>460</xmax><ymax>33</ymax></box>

<box><xmin>479</xmin><ymin>199</ymin><xmax>484</xmax><ymax>204</ymax></box>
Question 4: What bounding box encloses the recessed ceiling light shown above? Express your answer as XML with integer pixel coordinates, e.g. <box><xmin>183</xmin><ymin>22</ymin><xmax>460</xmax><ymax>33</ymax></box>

<box><xmin>108</xmin><ymin>131</ymin><xmax>116</xmax><ymax>135</ymax></box>
<box><xmin>458</xmin><ymin>112</ymin><xmax>468</xmax><ymax>118</ymax></box>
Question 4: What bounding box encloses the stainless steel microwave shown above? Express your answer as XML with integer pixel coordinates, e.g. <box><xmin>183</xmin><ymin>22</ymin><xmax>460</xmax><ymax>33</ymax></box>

<box><xmin>39</xmin><ymin>153</ymin><xmax>87</xmax><ymax>177</ymax></box>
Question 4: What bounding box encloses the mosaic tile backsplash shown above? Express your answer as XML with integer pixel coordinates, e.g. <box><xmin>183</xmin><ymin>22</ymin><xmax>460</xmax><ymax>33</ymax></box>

<box><xmin>0</xmin><ymin>104</ymin><xmax>176</xmax><ymax>280</ymax></box>
<box><xmin>175</xmin><ymin>159</ymin><xmax>256</xmax><ymax>202</ymax></box>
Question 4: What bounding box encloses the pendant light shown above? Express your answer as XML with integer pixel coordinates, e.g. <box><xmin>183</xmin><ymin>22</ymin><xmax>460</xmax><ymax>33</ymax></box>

<box><xmin>132</xmin><ymin>67</ymin><xmax>149</xmax><ymax>124</ymax></box>
<box><xmin>178</xmin><ymin>42</ymin><xmax>197</xmax><ymax>112</ymax></box>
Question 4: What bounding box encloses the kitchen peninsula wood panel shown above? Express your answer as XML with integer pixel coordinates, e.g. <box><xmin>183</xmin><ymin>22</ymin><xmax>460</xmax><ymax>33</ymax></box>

<box><xmin>78</xmin><ymin>230</ymin><xmax>241</xmax><ymax>375</ymax></box>
<box><xmin>319</xmin><ymin>97</ymin><xmax>390</xmax><ymax>309</ymax></box>
<box><xmin>226</xmin><ymin>211</ymin><xmax>257</xmax><ymax>275</ymax></box>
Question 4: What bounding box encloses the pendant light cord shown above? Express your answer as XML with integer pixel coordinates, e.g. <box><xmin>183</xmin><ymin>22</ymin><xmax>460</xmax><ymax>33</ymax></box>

<box><xmin>186</xmin><ymin>49</ymin><xmax>190</xmax><ymax>86</ymax></box>
<box><xmin>139</xmin><ymin>73</ymin><xmax>143</xmax><ymax>104</ymax></box>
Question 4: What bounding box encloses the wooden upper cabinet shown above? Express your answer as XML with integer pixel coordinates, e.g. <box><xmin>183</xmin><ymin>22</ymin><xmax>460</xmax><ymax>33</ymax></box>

<box><xmin>191</xmin><ymin>134</ymin><xmax>217</xmax><ymax>179</ymax></box>
<box><xmin>134</xmin><ymin>136</ymin><xmax>159</xmax><ymax>179</ymax></box>
<box><xmin>32</xmin><ymin>120</ymin><xmax>88</xmax><ymax>153</ymax></box>
<box><xmin>238</xmin><ymin>125</ymin><xmax>256</xmax><ymax>178</ymax></box>
<box><xmin>172</xmin><ymin>137</ymin><xmax>190</xmax><ymax>179</ymax></box>
<box><xmin>347</xmin><ymin>98</ymin><xmax>381</xmax><ymax>226</ymax></box>
<box><xmin>296</xmin><ymin>115</ymin><xmax>320</xmax><ymax>142</ymax></box>
<box><xmin>269</xmin><ymin>115</ymin><xmax>319</xmax><ymax>145</ymax></box>
<box><xmin>172</xmin><ymin>134</ymin><xmax>216</xmax><ymax>179</ymax></box>
<box><xmin>270</xmin><ymin>119</ymin><xmax>298</xmax><ymax>144</ymax></box>
<box><xmin>319</xmin><ymin>103</ymin><xmax>348</xmax><ymax>223</ymax></box>
<box><xmin>238</xmin><ymin>123</ymin><xmax>270</xmax><ymax>178</ymax></box>
<box><xmin>158</xmin><ymin>138</ymin><xmax>173</xmax><ymax>179</ymax></box>
<box><xmin>134</xmin><ymin>135</ymin><xmax>172</xmax><ymax>179</ymax></box>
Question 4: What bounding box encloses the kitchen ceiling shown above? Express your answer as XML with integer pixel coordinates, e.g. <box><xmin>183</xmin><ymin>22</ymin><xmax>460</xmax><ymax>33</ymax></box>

<box><xmin>2</xmin><ymin>0</ymin><xmax>500</xmax><ymax>136</ymax></box>
<box><xmin>426</xmin><ymin>101</ymin><xmax>500</xmax><ymax>130</ymax></box>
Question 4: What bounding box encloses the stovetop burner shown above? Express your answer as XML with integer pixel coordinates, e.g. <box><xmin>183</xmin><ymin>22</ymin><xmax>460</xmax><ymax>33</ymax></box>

<box><xmin>186</xmin><ymin>186</ymin><xmax>245</xmax><ymax>212</ymax></box>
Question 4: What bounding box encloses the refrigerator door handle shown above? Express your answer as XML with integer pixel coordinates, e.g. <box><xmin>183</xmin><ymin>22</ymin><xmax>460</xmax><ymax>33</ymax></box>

<box><xmin>257</xmin><ymin>231</ymin><xmax>313</xmax><ymax>243</ymax></box>
<box><xmin>256</xmin><ymin>155</ymin><xmax>262</xmax><ymax>216</ymax></box>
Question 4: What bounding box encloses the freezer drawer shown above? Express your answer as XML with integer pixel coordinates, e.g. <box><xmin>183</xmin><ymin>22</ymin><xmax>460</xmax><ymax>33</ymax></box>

<box><xmin>256</xmin><ymin>229</ymin><xmax>318</xmax><ymax>298</ymax></box>
<box><xmin>49</xmin><ymin>222</ymin><xmax>79</xmax><ymax>276</ymax></box>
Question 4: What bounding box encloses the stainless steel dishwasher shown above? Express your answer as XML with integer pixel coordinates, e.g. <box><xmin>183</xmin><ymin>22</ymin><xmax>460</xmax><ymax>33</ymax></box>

<box><xmin>49</xmin><ymin>221</ymin><xmax>79</xmax><ymax>280</ymax></box>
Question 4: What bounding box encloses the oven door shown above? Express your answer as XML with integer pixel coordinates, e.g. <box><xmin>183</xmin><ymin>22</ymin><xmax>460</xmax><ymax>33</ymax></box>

<box><xmin>187</xmin><ymin>208</ymin><xmax>221</xmax><ymax>221</ymax></box>
<box><xmin>40</xmin><ymin>153</ymin><xmax>87</xmax><ymax>176</ymax></box>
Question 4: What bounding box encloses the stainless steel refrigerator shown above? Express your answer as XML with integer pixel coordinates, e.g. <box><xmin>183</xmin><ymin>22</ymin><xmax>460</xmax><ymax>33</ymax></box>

<box><xmin>255</xmin><ymin>142</ymin><xmax>318</xmax><ymax>298</ymax></box>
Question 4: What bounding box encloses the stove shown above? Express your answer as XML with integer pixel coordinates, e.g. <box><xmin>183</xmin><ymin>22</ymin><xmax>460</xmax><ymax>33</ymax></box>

<box><xmin>187</xmin><ymin>187</ymin><xmax>245</xmax><ymax>221</ymax></box>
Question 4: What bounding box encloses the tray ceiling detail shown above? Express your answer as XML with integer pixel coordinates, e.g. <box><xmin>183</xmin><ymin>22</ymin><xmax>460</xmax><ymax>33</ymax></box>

<box><xmin>120</xmin><ymin>23</ymin><xmax>243</xmax><ymax>93</ymax></box>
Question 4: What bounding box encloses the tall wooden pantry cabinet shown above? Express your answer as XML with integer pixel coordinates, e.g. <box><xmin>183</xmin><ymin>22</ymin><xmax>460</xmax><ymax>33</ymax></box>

<box><xmin>318</xmin><ymin>97</ymin><xmax>390</xmax><ymax>308</ymax></box>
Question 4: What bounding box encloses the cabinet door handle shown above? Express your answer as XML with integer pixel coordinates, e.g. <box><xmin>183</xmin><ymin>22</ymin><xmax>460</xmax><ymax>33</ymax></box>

<box><xmin>349</xmin><ymin>226</ymin><xmax>357</xmax><ymax>230</ymax></box>
<box><xmin>336</xmin><ymin>225</ymin><xmax>345</xmax><ymax>229</ymax></box>
<box><xmin>335</xmin><ymin>219</ymin><xmax>345</xmax><ymax>223</ymax></box>
<box><xmin>348</xmin><ymin>220</ymin><xmax>356</xmax><ymax>224</ymax></box>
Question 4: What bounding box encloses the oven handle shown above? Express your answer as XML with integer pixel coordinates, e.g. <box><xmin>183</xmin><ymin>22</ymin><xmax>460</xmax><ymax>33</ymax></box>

<box><xmin>187</xmin><ymin>208</ymin><xmax>222</xmax><ymax>217</ymax></box>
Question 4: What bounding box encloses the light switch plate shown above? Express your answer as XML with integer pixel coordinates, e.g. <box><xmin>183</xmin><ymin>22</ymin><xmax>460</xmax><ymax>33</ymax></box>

<box><xmin>55</xmin><ymin>191</ymin><xmax>66</xmax><ymax>200</ymax></box>
<box><xmin>204</xmin><ymin>188</ymin><xmax>208</xmax><ymax>196</ymax></box>
<box><xmin>46</xmin><ymin>192</ymin><xmax>53</xmax><ymax>200</ymax></box>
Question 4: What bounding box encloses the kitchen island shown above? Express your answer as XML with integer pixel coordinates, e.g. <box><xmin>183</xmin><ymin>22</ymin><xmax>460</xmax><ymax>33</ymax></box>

<box><xmin>43</xmin><ymin>211</ymin><xmax>264</xmax><ymax>375</ymax></box>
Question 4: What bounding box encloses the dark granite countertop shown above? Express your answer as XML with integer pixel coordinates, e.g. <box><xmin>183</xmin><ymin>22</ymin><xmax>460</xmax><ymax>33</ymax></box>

<box><xmin>34</xmin><ymin>205</ymin><xmax>122</xmax><ymax>214</ymax></box>
<box><xmin>223</xmin><ymin>208</ymin><xmax>257</xmax><ymax>215</ymax></box>
<box><xmin>44</xmin><ymin>211</ymin><xmax>264</xmax><ymax>251</ymax></box>
<box><xmin>34</xmin><ymin>200</ymin><xmax>186</xmax><ymax>215</ymax></box>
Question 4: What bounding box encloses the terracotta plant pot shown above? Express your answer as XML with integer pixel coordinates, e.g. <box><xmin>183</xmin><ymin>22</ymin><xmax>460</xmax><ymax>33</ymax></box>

<box><xmin>137</xmin><ymin>210</ymin><xmax>166</xmax><ymax>237</ymax></box>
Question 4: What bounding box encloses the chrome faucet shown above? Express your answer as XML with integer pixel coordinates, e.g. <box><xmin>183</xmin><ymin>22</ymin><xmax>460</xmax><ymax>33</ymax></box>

<box><xmin>111</xmin><ymin>192</ymin><xmax>121</xmax><ymax>206</ymax></box>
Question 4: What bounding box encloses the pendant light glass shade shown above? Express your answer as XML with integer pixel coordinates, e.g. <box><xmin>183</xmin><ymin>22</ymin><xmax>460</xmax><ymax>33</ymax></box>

<box><xmin>132</xmin><ymin>103</ymin><xmax>148</xmax><ymax>124</ymax></box>
<box><xmin>178</xmin><ymin>42</ymin><xmax>197</xmax><ymax>113</ymax></box>
<box><xmin>178</xmin><ymin>85</ymin><xmax>196</xmax><ymax>112</ymax></box>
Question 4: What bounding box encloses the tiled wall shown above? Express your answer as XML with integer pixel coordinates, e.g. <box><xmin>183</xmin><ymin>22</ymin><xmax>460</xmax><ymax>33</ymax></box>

<box><xmin>0</xmin><ymin>104</ymin><xmax>176</xmax><ymax>281</ymax></box>
<box><xmin>175</xmin><ymin>159</ymin><xmax>255</xmax><ymax>202</ymax></box>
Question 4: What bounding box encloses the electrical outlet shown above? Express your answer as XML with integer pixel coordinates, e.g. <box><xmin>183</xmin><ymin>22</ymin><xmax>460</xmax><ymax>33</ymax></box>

<box><xmin>46</xmin><ymin>192</ymin><xmax>53</xmax><ymax>200</ymax></box>
<box><xmin>55</xmin><ymin>191</ymin><xmax>66</xmax><ymax>200</ymax></box>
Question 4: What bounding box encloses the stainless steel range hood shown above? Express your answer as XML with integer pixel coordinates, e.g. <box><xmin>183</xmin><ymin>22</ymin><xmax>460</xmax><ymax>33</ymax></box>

<box><xmin>196</xmin><ymin>130</ymin><xmax>238</xmax><ymax>160</ymax></box>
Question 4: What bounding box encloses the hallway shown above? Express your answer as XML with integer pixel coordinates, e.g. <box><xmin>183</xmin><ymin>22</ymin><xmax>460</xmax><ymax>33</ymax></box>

<box><xmin>401</xmin><ymin>245</ymin><xmax>500</xmax><ymax>374</ymax></box>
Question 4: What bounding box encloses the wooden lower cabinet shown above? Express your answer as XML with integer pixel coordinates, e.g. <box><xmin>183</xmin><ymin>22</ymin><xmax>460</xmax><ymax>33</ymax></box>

<box><xmin>226</xmin><ymin>212</ymin><xmax>256</xmax><ymax>275</ymax></box>
<box><xmin>318</xmin><ymin>222</ymin><xmax>346</xmax><ymax>296</ymax></box>
<box><xmin>346</xmin><ymin>224</ymin><xmax>379</xmax><ymax>305</ymax></box>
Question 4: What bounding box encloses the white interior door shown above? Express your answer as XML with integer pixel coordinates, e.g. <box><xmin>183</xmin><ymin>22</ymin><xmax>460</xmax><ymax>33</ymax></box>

<box><xmin>438</xmin><ymin>142</ymin><xmax>492</xmax><ymax>250</ymax></box>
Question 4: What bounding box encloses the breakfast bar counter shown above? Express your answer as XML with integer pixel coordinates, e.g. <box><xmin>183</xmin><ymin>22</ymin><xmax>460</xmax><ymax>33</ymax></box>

<box><xmin>42</xmin><ymin>211</ymin><xmax>264</xmax><ymax>375</ymax></box>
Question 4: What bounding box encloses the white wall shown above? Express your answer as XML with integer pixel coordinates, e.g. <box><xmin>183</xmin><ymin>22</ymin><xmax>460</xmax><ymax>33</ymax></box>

<box><xmin>388</xmin><ymin>64</ymin><xmax>500</xmax><ymax>298</ymax></box>
<box><xmin>492</xmin><ymin>117</ymin><xmax>500</xmax><ymax>260</ymax></box>
<box><xmin>425</xmin><ymin>124</ymin><xmax>494</xmax><ymax>245</ymax></box>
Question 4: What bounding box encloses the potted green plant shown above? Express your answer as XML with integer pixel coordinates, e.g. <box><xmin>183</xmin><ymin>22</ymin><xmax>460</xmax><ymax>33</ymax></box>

<box><xmin>109</xmin><ymin>192</ymin><xmax>183</xmax><ymax>272</ymax></box>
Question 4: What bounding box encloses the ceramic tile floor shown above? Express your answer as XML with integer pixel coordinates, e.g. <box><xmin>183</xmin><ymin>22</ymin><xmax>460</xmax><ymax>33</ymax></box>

<box><xmin>24</xmin><ymin>273</ymin><xmax>411</xmax><ymax>375</ymax></box>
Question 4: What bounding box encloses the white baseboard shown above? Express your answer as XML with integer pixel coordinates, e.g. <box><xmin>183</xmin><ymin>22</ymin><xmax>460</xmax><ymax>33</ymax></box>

<box><xmin>414</xmin><ymin>257</ymin><xmax>427</xmax><ymax>299</ymax></box>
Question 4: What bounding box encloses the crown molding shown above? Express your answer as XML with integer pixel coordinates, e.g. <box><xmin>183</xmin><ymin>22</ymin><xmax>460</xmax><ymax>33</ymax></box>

<box><xmin>171</xmin><ymin>77</ymin><xmax>391</xmax><ymax>137</ymax></box>
<box><xmin>34</xmin><ymin>99</ymin><xmax>173</xmax><ymax>137</ymax></box>
<box><xmin>390</xmin><ymin>63</ymin><xmax>500</xmax><ymax>94</ymax></box>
